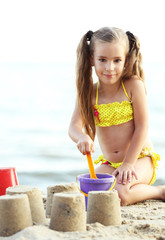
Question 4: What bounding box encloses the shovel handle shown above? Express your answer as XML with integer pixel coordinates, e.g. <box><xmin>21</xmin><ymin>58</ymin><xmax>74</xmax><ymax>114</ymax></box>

<box><xmin>86</xmin><ymin>153</ymin><xmax>97</xmax><ymax>179</ymax></box>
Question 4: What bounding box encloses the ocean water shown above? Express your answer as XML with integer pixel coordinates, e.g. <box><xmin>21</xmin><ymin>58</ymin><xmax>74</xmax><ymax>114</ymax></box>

<box><xmin>0</xmin><ymin>62</ymin><xmax>165</xmax><ymax>191</ymax></box>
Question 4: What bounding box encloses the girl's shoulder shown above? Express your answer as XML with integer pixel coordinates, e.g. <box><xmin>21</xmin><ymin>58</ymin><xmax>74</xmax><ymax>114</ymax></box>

<box><xmin>123</xmin><ymin>75</ymin><xmax>145</xmax><ymax>92</ymax></box>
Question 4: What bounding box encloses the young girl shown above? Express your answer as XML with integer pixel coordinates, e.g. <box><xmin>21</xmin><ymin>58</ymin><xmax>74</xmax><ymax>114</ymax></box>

<box><xmin>68</xmin><ymin>27</ymin><xmax>165</xmax><ymax>206</ymax></box>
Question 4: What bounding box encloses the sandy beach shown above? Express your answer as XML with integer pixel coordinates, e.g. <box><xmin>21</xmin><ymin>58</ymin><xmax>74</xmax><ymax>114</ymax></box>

<box><xmin>1</xmin><ymin>191</ymin><xmax>165</xmax><ymax>240</ymax></box>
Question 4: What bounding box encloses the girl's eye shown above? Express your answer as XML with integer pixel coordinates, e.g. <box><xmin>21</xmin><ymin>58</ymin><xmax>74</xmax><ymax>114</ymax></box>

<box><xmin>114</xmin><ymin>59</ymin><xmax>121</xmax><ymax>63</ymax></box>
<box><xmin>99</xmin><ymin>59</ymin><xmax>106</xmax><ymax>62</ymax></box>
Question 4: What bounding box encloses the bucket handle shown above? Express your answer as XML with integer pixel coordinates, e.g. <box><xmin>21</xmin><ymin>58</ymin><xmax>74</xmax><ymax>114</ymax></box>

<box><xmin>76</xmin><ymin>177</ymin><xmax>116</xmax><ymax>197</ymax></box>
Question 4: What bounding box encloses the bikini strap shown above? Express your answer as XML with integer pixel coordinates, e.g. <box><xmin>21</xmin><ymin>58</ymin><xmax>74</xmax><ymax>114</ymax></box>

<box><xmin>95</xmin><ymin>81</ymin><xmax>99</xmax><ymax>105</ymax></box>
<box><xmin>96</xmin><ymin>80</ymin><xmax>132</xmax><ymax>104</ymax></box>
<box><xmin>121</xmin><ymin>80</ymin><xmax>132</xmax><ymax>102</ymax></box>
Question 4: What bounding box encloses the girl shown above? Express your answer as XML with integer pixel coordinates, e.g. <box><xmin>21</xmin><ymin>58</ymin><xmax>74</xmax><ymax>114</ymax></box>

<box><xmin>68</xmin><ymin>27</ymin><xmax>165</xmax><ymax>206</ymax></box>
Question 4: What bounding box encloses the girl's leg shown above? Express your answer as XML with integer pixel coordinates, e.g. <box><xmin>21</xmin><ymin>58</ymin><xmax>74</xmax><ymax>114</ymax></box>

<box><xmin>115</xmin><ymin>182</ymin><xmax>165</xmax><ymax>206</ymax></box>
<box><xmin>95</xmin><ymin>157</ymin><xmax>165</xmax><ymax>205</ymax></box>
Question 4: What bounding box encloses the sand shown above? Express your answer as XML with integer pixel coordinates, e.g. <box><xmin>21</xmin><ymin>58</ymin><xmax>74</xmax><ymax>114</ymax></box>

<box><xmin>1</xmin><ymin>196</ymin><xmax>165</xmax><ymax>240</ymax></box>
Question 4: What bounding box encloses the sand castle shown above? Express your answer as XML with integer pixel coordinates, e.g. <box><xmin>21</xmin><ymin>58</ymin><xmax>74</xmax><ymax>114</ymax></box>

<box><xmin>46</xmin><ymin>182</ymin><xmax>79</xmax><ymax>217</ymax></box>
<box><xmin>87</xmin><ymin>190</ymin><xmax>121</xmax><ymax>226</ymax></box>
<box><xmin>6</xmin><ymin>185</ymin><xmax>46</xmax><ymax>225</ymax></box>
<box><xmin>49</xmin><ymin>192</ymin><xmax>86</xmax><ymax>232</ymax></box>
<box><xmin>0</xmin><ymin>194</ymin><xmax>32</xmax><ymax>236</ymax></box>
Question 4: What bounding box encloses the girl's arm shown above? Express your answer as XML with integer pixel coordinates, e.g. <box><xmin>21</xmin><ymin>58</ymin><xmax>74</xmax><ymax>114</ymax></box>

<box><xmin>113</xmin><ymin>78</ymin><xmax>148</xmax><ymax>184</ymax></box>
<box><xmin>68</xmin><ymin>101</ymin><xmax>95</xmax><ymax>155</ymax></box>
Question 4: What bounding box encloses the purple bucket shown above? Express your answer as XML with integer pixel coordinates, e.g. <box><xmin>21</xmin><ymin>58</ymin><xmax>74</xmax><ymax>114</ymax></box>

<box><xmin>77</xmin><ymin>173</ymin><xmax>115</xmax><ymax>210</ymax></box>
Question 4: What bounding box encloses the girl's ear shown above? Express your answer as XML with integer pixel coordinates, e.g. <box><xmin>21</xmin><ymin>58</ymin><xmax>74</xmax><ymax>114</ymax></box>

<box><xmin>90</xmin><ymin>56</ymin><xmax>94</xmax><ymax>66</ymax></box>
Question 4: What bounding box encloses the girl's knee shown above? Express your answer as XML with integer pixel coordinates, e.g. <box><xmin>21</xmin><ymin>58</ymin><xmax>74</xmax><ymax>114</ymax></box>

<box><xmin>95</xmin><ymin>165</ymin><xmax>114</xmax><ymax>174</ymax></box>
<box><xmin>115</xmin><ymin>185</ymin><xmax>130</xmax><ymax>206</ymax></box>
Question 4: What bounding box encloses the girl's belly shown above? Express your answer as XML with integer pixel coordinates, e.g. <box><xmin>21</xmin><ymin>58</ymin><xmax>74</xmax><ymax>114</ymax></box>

<box><xmin>96</xmin><ymin>122</ymin><xmax>153</xmax><ymax>163</ymax></box>
<box><xmin>99</xmin><ymin>149</ymin><xmax>130</xmax><ymax>163</ymax></box>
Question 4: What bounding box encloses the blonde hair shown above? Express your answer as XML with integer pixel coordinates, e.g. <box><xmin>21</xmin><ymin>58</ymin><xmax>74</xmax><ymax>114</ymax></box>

<box><xmin>76</xmin><ymin>27</ymin><xmax>145</xmax><ymax>140</ymax></box>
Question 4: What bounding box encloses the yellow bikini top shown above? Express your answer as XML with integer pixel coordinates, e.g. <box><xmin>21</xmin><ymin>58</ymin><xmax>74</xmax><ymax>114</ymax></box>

<box><xmin>93</xmin><ymin>80</ymin><xmax>133</xmax><ymax>127</ymax></box>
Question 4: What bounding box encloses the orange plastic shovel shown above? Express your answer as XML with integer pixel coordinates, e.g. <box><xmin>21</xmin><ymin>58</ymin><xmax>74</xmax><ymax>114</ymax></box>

<box><xmin>86</xmin><ymin>153</ymin><xmax>97</xmax><ymax>179</ymax></box>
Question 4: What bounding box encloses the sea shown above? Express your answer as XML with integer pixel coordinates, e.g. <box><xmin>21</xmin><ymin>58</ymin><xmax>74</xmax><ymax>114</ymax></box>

<box><xmin>0</xmin><ymin>61</ymin><xmax>165</xmax><ymax>192</ymax></box>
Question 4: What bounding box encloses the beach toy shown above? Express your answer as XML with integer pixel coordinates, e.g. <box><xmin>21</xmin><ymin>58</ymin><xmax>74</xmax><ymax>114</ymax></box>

<box><xmin>6</xmin><ymin>185</ymin><xmax>46</xmax><ymax>224</ymax></box>
<box><xmin>49</xmin><ymin>192</ymin><xmax>86</xmax><ymax>232</ymax></box>
<box><xmin>0</xmin><ymin>167</ymin><xmax>18</xmax><ymax>196</ymax></box>
<box><xmin>86</xmin><ymin>153</ymin><xmax>97</xmax><ymax>179</ymax></box>
<box><xmin>77</xmin><ymin>173</ymin><xmax>116</xmax><ymax>210</ymax></box>
<box><xmin>0</xmin><ymin>194</ymin><xmax>32</xmax><ymax>236</ymax></box>
<box><xmin>46</xmin><ymin>182</ymin><xmax>79</xmax><ymax>218</ymax></box>
<box><xmin>87</xmin><ymin>190</ymin><xmax>121</xmax><ymax>226</ymax></box>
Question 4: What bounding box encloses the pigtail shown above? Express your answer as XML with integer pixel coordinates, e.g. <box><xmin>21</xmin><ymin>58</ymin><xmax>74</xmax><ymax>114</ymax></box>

<box><xmin>124</xmin><ymin>31</ymin><xmax>145</xmax><ymax>84</ymax></box>
<box><xmin>76</xmin><ymin>31</ymin><xmax>96</xmax><ymax>140</ymax></box>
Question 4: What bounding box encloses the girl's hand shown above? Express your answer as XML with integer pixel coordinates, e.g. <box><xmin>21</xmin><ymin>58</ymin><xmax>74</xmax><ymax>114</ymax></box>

<box><xmin>112</xmin><ymin>162</ymin><xmax>138</xmax><ymax>185</ymax></box>
<box><xmin>77</xmin><ymin>134</ymin><xmax>95</xmax><ymax>155</ymax></box>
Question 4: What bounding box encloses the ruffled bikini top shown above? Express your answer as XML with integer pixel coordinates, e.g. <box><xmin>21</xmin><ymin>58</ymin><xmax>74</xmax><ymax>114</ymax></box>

<box><xmin>93</xmin><ymin>80</ymin><xmax>133</xmax><ymax>127</ymax></box>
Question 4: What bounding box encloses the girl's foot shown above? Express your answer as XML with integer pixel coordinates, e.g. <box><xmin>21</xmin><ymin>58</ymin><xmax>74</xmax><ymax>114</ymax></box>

<box><xmin>159</xmin><ymin>186</ymin><xmax>165</xmax><ymax>201</ymax></box>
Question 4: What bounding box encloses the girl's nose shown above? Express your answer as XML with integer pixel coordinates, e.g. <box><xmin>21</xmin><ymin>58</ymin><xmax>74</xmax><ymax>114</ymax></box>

<box><xmin>105</xmin><ymin>62</ymin><xmax>114</xmax><ymax>71</ymax></box>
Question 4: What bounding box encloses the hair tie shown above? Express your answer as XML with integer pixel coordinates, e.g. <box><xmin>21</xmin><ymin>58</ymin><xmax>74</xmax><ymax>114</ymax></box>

<box><xmin>126</xmin><ymin>31</ymin><xmax>135</xmax><ymax>40</ymax></box>
<box><xmin>126</xmin><ymin>31</ymin><xmax>136</xmax><ymax>53</ymax></box>
<box><xmin>86</xmin><ymin>30</ymin><xmax>93</xmax><ymax>41</ymax></box>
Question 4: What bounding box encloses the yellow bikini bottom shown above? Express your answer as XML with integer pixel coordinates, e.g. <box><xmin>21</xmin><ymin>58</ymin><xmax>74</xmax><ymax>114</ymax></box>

<box><xmin>94</xmin><ymin>148</ymin><xmax>160</xmax><ymax>185</ymax></box>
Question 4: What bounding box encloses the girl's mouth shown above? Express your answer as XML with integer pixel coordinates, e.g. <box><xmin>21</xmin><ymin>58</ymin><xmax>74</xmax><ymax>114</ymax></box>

<box><xmin>104</xmin><ymin>74</ymin><xmax>115</xmax><ymax>78</ymax></box>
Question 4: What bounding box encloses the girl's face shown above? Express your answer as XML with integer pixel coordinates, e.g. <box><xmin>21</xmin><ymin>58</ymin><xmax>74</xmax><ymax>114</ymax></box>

<box><xmin>92</xmin><ymin>40</ymin><xmax>126</xmax><ymax>85</ymax></box>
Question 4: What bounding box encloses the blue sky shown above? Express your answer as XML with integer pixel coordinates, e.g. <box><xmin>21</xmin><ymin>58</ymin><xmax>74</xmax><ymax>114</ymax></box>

<box><xmin>0</xmin><ymin>0</ymin><xmax>164</xmax><ymax>63</ymax></box>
